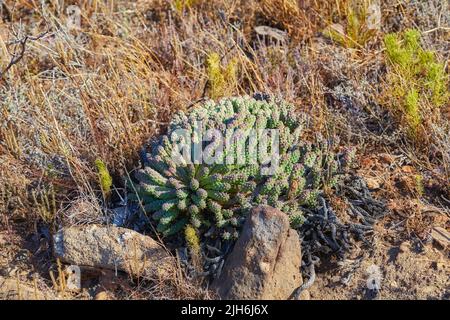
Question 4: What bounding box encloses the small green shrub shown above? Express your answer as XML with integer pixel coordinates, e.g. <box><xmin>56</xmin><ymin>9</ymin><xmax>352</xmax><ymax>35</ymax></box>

<box><xmin>324</xmin><ymin>0</ymin><xmax>378</xmax><ymax>48</ymax></box>
<box><xmin>128</xmin><ymin>97</ymin><xmax>353</xmax><ymax>239</ymax></box>
<box><xmin>185</xmin><ymin>224</ymin><xmax>200</xmax><ymax>254</ymax></box>
<box><xmin>32</xmin><ymin>184</ymin><xmax>57</xmax><ymax>225</ymax></box>
<box><xmin>414</xmin><ymin>174</ymin><xmax>424</xmax><ymax>197</ymax></box>
<box><xmin>95</xmin><ymin>159</ymin><xmax>113</xmax><ymax>195</ymax></box>
<box><xmin>173</xmin><ymin>0</ymin><xmax>199</xmax><ymax>13</ymax></box>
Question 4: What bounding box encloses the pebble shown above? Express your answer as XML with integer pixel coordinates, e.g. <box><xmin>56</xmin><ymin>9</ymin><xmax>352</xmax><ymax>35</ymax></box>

<box><xmin>297</xmin><ymin>290</ymin><xmax>310</xmax><ymax>300</ymax></box>
<box><xmin>366</xmin><ymin>177</ymin><xmax>381</xmax><ymax>189</ymax></box>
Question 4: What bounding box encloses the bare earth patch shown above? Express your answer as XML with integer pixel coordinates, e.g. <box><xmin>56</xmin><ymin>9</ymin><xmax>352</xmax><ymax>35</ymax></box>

<box><xmin>1</xmin><ymin>0</ymin><xmax>449</xmax><ymax>300</ymax></box>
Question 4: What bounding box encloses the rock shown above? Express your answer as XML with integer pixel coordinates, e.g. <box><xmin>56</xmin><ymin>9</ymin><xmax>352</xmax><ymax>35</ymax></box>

<box><xmin>111</xmin><ymin>206</ymin><xmax>131</xmax><ymax>227</ymax></box>
<box><xmin>430</xmin><ymin>227</ymin><xmax>450</xmax><ymax>248</ymax></box>
<box><xmin>212</xmin><ymin>205</ymin><xmax>302</xmax><ymax>300</ymax></box>
<box><xmin>53</xmin><ymin>224</ymin><xmax>175</xmax><ymax>278</ymax></box>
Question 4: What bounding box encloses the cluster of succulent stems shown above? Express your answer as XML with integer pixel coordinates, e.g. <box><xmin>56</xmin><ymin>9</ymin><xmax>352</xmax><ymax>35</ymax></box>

<box><xmin>128</xmin><ymin>96</ymin><xmax>352</xmax><ymax>241</ymax></box>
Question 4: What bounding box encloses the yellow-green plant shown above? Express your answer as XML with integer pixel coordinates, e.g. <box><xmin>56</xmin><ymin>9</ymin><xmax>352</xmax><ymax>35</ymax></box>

<box><xmin>324</xmin><ymin>0</ymin><xmax>378</xmax><ymax>48</ymax></box>
<box><xmin>95</xmin><ymin>159</ymin><xmax>113</xmax><ymax>195</ymax></box>
<box><xmin>384</xmin><ymin>29</ymin><xmax>448</xmax><ymax>137</ymax></box>
<box><xmin>206</xmin><ymin>52</ymin><xmax>238</xmax><ymax>100</ymax></box>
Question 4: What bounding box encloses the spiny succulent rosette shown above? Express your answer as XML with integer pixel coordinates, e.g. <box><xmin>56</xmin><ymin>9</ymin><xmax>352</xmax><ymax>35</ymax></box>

<box><xmin>128</xmin><ymin>96</ymin><xmax>353</xmax><ymax>241</ymax></box>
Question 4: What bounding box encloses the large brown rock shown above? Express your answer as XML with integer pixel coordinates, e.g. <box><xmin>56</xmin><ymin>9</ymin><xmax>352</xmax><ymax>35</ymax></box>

<box><xmin>212</xmin><ymin>205</ymin><xmax>302</xmax><ymax>300</ymax></box>
<box><xmin>53</xmin><ymin>224</ymin><xmax>174</xmax><ymax>278</ymax></box>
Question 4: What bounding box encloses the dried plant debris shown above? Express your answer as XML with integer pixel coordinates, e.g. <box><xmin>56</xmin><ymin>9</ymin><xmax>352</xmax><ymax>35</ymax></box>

<box><xmin>296</xmin><ymin>175</ymin><xmax>388</xmax><ymax>294</ymax></box>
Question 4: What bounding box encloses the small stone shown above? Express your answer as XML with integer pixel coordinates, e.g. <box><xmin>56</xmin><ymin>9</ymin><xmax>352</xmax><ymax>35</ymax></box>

<box><xmin>430</xmin><ymin>227</ymin><xmax>450</xmax><ymax>248</ymax></box>
<box><xmin>212</xmin><ymin>205</ymin><xmax>302</xmax><ymax>300</ymax></box>
<box><xmin>297</xmin><ymin>290</ymin><xmax>310</xmax><ymax>300</ymax></box>
<box><xmin>65</xmin><ymin>265</ymin><xmax>81</xmax><ymax>292</ymax></box>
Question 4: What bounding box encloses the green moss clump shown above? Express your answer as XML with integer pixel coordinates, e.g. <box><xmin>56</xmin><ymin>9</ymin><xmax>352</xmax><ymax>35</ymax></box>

<box><xmin>95</xmin><ymin>159</ymin><xmax>112</xmax><ymax>195</ymax></box>
<box><xmin>173</xmin><ymin>0</ymin><xmax>199</xmax><ymax>13</ymax></box>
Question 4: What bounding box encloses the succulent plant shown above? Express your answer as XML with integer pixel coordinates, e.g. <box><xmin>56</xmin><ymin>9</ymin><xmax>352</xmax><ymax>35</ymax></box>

<box><xmin>128</xmin><ymin>96</ymin><xmax>351</xmax><ymax>239</ymax></box>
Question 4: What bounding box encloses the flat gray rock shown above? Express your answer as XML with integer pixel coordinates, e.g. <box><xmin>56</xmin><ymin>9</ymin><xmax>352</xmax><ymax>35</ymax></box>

<box><xmin>53</xmin><ymin>224</ymin><xmax>174</xmax><ymax>278</ymax></box>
